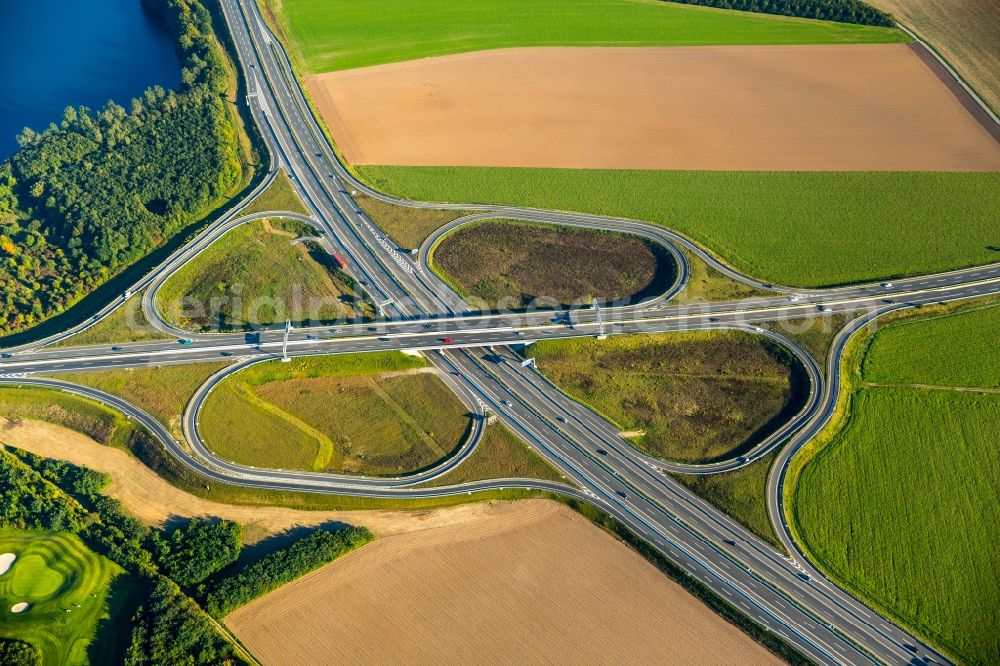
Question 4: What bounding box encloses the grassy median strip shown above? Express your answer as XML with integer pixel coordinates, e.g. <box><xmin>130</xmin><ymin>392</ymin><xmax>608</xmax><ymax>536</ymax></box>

<box><xmin>789</xmin><ymin>299</ymin><xmax>1000</xmax><ymax>665</ymax></box>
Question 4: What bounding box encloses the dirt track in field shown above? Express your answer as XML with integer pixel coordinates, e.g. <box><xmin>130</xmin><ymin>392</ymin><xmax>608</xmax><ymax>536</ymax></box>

<box><xmin>867</xmin><ymin>0</ymin><xmax>1000</xmax><ymax>116</ymax></box>
<box><xmin>225</xmin><ymin>500</ymin><xmax>781</xmax><ymax>665</ymax></box>
<box><xmin>308</xmin><ymin>44</ymin><xmax>1000</xmax><ymax>171</ymax></box>
<box><xmin>0</xmin><ymin>418</ymin><xmax>522</xmax><ymax>544</ymax></box>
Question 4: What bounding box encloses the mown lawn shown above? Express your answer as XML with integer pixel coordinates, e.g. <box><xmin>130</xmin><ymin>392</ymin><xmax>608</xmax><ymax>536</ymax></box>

<box><xmin>266</xmin><ymin>0</ymin><xmax>907</xmax><ymax>73</ymax></box>
<box><xmin>358</xmin><ymin>166</ymin><xmax>1000</xmax><ymax>287</ymax></box>
<box><xmin>793</xmin><ymin>300</ymin><xmax>1000</xmax><ymax>665</ymax></box>
<box><xmin>157</xmin><ymin>218</ymin><xmax>373</xmax><ymax>330</ymax></box>
<box><xmin>432</xmin><ymin>220</ymin><xmax>676</xmax><ymax>309</ymax></box>
<box><xmin>0</xmin><ymin>530</ymin><xmax>139</xmax><ymax>666</ymax></box>
<box><xmin>532</xmin><ymin>331</ymin><xmax>806</xmax><ymax>463</ymax></box>
<box><xmin>200</xmin><ymin>352</ymin><xmax>473</xmax><ymax>475</ymax></box>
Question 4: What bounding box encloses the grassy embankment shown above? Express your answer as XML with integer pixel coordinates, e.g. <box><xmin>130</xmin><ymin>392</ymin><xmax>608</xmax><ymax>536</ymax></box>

<box><xmin>264</xmin><ymin>0</ymin><xmax>906</xmax><ymax>74</ymax></box>
<box><xmin>0</xmin><ymin>382</ymin><xmax>557</xmax><ymax>511</ymax></box>
<box><xmin>354</xmin><ymin>194</ymin><xmax>470</xmax><ymax>251</ymax></box>
<box><xmin>531</xmin><ymin>331</ymin><xmax>807</xmax><ymax>463</ymax></box>
<box><xmin>358</xmin><ymin>167</ymin><xmax>1000</xmax><ymax>288</ymax></box>
<box><xmin>789</xmin><ymin>300</ymin><xmax>1000</xmax><ymax>665</ymax></box>
<box><xmin>0</xmin><ymin>530</ymin><xmax>139</xmax><ymax>666</ymax></box>
<box><xmin>240</xmin><ymin>169</ymin><xmax>310</xmax><ymax>217</ymax></box>
<box><xmin>50</xmin><ymin>291</ymin><xmax>171</xmax><ymax>348</ymax></box>
<box><xmin>431</xmin><ymin>220</ymin><xmax>677</xmax><ymax>309</ymax></box>
<box><xmin>156</xmin><ymin>218</ymin><xmax>374</xmax><ymax>331</ymax></box>
<box><xmin>200</xmin><ymin>352</ymin><xmax>474</xmax><ymax>475</ymax></box>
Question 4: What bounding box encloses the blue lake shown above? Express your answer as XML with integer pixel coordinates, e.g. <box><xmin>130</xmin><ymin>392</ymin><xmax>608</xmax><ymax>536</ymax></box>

<box><xmin>0</xmin><ymin>0</ymin><xmax>182</xmax><ymax>160</ymax></box>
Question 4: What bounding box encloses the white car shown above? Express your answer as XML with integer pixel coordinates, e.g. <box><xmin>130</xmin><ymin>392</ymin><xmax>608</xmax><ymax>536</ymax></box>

<box><xmin>504</xmin><ymin>400</ymin><xmax>513</xmax><ymax>407</ymax></box>
<box><xmin>880</xmin><ymin>282</ymin><xmax>893</xmax><ymax>288</ymax></box>
<box><xmin>787</xmin><ymin>295</ymin><xmax>799</xmax><ymax>302</ymax></box>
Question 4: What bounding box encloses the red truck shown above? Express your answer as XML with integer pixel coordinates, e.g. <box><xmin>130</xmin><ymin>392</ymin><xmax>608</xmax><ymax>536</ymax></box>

<box><xmin>332</xmin><ymin>254</ymin><xmax>347</xmax><ymax>270</ymax></box>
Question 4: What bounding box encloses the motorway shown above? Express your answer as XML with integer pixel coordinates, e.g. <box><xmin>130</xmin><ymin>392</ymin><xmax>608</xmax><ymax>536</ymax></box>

<box><xmin>1</xmin><ymin>0</ymin><xmax>997</xmax><ymax>663</ymax></box>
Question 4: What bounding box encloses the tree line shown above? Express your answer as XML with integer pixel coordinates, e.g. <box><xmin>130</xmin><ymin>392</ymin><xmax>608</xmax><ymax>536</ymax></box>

<box><xmin>666</xmin><ymin>0</ymin><xmax>894</xmax><ymax>27</ymax></box>
<box><xmin>0</xmin><ymin>0</ymin><xmax>246</xmax><ymax>337</ymax></box>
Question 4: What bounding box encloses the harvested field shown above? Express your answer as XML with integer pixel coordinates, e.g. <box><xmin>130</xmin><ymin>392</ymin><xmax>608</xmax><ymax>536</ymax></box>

<box><xmin>867</xmin><ymin>0</ymin><xmax>1000</xmax><ymax>114</ymax></box>
<box><xmin>0</xmin><ymin>418</ymin><xmax>534</xmax><ymax>544</ymax></box>
<box><xmin>309</xmin><ymin>44</ymin><xmax>1000</xmax><ymax>171</ymax></box>
<box><xmin>225</xmin><ymin>500</ymin><xmax>781</xmax><ymax>665</ymax></box>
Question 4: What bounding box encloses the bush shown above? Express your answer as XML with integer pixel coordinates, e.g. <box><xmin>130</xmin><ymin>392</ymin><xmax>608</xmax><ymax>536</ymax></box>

<box><xmin>152</xmin><ymin>518</ymin><xmax>242</xmax><ymax>587</ymax></box>
<box><xmin>205</xmin><ymin>526</ymin><xmax>373</xmax><ymax>616</ymax></box>
<box><xmin>0</xmin><ymin>639</ymin><xmax>42</xmax><ymax>666</ymax></box>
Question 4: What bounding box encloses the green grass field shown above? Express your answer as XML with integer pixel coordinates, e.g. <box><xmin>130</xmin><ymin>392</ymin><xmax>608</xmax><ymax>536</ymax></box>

<box><xmin>157</xmin><ymin>218</ymin><xmax>373</xmax><ymax>330</ymax></box>
<box><xmin>792</xmin><ymin>301</ymin><xmax>1000</xmax><ymax>665</ymax></box>
<box><xmin>532</xmin><ymin>331</ymin><xmax>806</xmax><ymax>463</ymax></box>
<box><xmin>265</xmin><ymin>0</ymin><xmax>907</xmax><ymax>73</ymax></box>
<box><xmin>0</xmin><ymin>387</ymin><xmax>137</xmax><ymax>450</ymax></box>
<box><xmin>432</xmin><ymin>220</ymin><xmax>676</xmax><ymax>309</ymax></box>
<box><xmin>358</xmin><ymin>167</ymin><xmax>1000</xmax><ymax>287</ymax></box>
<box><xmin>676</xmin><ymin>451</ymin><xmax>780</xmax><ymax>548</ymax></box>
<box><xmin>240</xmin><ymin>170</ymin><xmax>309</xmax><ymax>217</ymax></box>
<box><xmin>424</xmin><ymin>422</ymin><xmax>567</xmax><ymax>487</ymax></box>
<box><xmin>0</xmin><ymin>530</ymin><xmax>138</xmax><ymax>666</ymax></box>
<box><xmin>201</xmin><ymin>352</ymin><xmax>473</xmax><ymax>475</ymax></box>
<box><xmin>55</xmin><ymin>363</ymin><xmax>229</xmax><ymax>440</ymax></box>
<box><xmin>862</xmin><ymin>304</ymin><xmax>1000</xmax><ymax>388</ymax></box>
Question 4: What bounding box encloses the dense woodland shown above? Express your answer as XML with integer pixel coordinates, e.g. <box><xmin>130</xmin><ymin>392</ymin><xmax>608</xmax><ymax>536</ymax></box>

<box><xmin>667</xmin><ymin>0</ymin><xmax>894</xmax><ymax>26</ymax></box>
<box><xmin>1</xmin><ymin>445</ymin><xmax>370</xmax><ymax>663</ymax></box>
<box><xmin>0</xmin><ymin>0</ymin><xmax>246</xmax><ymax>336</ymax></box>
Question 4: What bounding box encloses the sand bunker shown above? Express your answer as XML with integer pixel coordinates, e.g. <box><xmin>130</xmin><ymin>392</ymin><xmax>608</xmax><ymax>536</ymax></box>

<box><xmin>308</xmin><ymin>43</ymin><xmax>1000</xmax><ymax>171</ymax></box>
<box><xmin>0</xmin><ymin>553</ymin><xmax>15</xmax><ymax>575</ymax></box>
<box><xmin>10</xmin><ymin>602</ymin><xmax>28</xmax><ymax>613</ymax></box>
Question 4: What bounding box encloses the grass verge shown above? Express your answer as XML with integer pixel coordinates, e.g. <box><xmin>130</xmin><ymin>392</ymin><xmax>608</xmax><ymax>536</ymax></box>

<box><xmin>50</xmin><ymin>291</ymin><xmax>171</xmax><ymax>348</ymax></box>
<box><xmin>531</xmin><ymin>331</ymin><xmax>808</xmax><ymax>463</ymax></box>
<box><xmin>423</xmin><ymin>422</ymin><xmax>567</xmax><ymax>487</ymax></box>
<box><xmin>240</xmin><ymin>170</ymin><xmax>309</xmax><ymax>217</ymax></box>
<box><xmin>674</xmin><ymin>451</ymin><xmax>781</xmax><ymax>549</ymax></box>
<box><xmin>354</xmin><ymin>193</ymin><xmax>469</xmax><ymax>250</ymax></box>
<box><xmin>357</xmin><ymin>166</ymin><xmax>1000</xmax><ymax>288</ymax></box>
<box><xmin>787</xmin><ymin>298</ymin><xmax>1000</xmax><ymax>665</ymax></box>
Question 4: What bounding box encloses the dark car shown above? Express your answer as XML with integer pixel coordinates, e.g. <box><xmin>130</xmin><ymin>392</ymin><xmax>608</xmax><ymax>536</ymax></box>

<box><xmin>616</xmin><ymin>491</ymin><xmax>628</xmax><ymax>499</ymax></box>
<box><xmin>596</xmin><ymin>448</ymin><xmax>608</xmax><ymax>456</ymax></box>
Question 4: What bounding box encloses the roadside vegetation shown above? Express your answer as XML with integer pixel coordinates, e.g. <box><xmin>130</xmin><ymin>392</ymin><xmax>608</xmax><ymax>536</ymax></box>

<box><xmin>157</xmin><ymin>218</ymin><xmax>374</xmax><ymax>330</ymax></box>
<box><xmin>675</xmin><ymin>451</ymin><xmax>781</xmax><ymax>548</ymax></box>
<box><xmin>0</xmin><ymin>0</ymin><xmax>252</xmax><ymax>338</ymax></box>
<box><xmin>672</xmin><ymin>248</ymin><xmax>771</xmax><ymax>304</ymax></box>
<box><xmin>200</xmin><ymin>352</ymin><xmax>472</xmax><ymax>475</ymax></box>
<box><xmin>355</xmin><ymin>193</ymin><xmax>467</xmax><ymax>250</ymax></box>
<box><xmin>358</xmin><ymin>167</ymin><xmax>1000</xmax><ymax>288</ymax></box>
<box><xmin>240</xmin><ymin>170</ymin><xmax>309</xmax><ymax>217</ymax></box>
<box><xmin>49</xmin><ymin>363</ymin><xmax>228</xmax><ymax>441</ymax></box>
<box><xmin>790</xmin><ymin>300</ymin><xmax>1000</xmax><ymax>665</ymax></box>
<box><xmin>431</xmin><ymin>220</ymin><xmax>677</xmax><ymax>310</ymax></box>
<box><xmin>768</xmin><ymin>312</ymin><xmax>856</xmax><ymax>369</ymax></box>
<box><xmin>667</xmin><ymin>0</ymin><xmax>893</xmax><ymax>26</ymax></box>
<box><xmin>423</xmin><ymin>422</ymin><xmax>567</xmax><ymax>487</ymax></box>
<box><xmin>263</xmin><ymin>0</ymin><xmax>905</xmax><ymax>74</ymax></box>
<box><xmin>531</xmin><ymin>331</ymin><xmax>807</xmax><ymax>463</ymax></box>
<box><xmin>50</xmin><ymin>292</ymin><xmax>170</xmax><ymax>348</ymax></box>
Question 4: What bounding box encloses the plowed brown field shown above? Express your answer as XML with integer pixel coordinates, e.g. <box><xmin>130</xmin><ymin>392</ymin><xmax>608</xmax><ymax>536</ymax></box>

<box><xmin>225</xmin><ymin>500</ymin><xmax>781</xmax><ymax>665</ymax></box>
<box><xmin>308</xmin><ymin>44</ymin><xmax>1000</xmax><ymax>171</ymax></box>
<box><xmin>868</xmin><ymin>0</ymin><xmax>1000</xmax><ymax>115</ymax></box>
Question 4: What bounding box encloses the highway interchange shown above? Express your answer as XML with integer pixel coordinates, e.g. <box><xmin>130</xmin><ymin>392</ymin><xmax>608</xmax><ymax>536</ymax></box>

<box><xmin>2</xmin><ymin>1</ymin><xmax>998</xmax><ymax>663</ymax></box>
